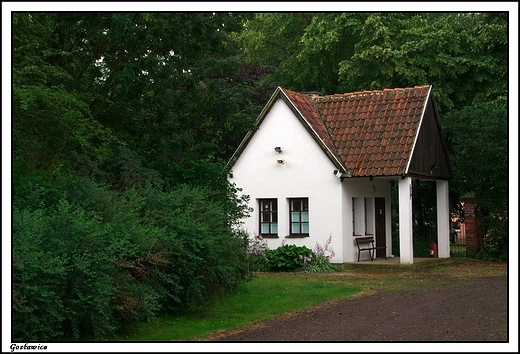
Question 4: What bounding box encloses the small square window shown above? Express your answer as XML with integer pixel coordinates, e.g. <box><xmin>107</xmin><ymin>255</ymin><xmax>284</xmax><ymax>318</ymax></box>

<box><xmin>289</xmin><ymin>198</ymin><xmax>309</xmax><ymax>237</ymax></box>
<box><xmin>259</xmin><ymin>199</ymin><xmax>278</xmax><ymax>237</ymax></box>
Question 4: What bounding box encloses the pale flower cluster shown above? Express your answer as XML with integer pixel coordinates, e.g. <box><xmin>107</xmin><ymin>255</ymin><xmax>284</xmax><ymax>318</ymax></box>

<box><xmin>247</xmin><ymin>232</ymin><xmax>268</xmax><ymax>257</ymax></box>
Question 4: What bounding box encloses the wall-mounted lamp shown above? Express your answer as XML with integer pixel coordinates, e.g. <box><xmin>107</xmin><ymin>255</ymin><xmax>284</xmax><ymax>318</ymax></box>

<box><xmin>429</xmin><ymin>164</ymin><xmax>437</xmax><ymax>174</ymax></box>
<box><xmin>333</xmin><ymin>169</ymin><xmax>353</xmax><ymax>178</ymax></box>
<box><xmin>274</xmin><ymin>146</ymin><xmax>283</xmax><ymax>153</ymax></box>
<box><xmin>277</xmin><ymin>159</ymin><xmax>285</xmax><ymax>164</ymax></box>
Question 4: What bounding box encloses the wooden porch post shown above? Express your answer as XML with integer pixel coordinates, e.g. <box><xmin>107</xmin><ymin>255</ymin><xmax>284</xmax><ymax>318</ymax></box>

<box><xmin>399</xmin><ymin>177</ymin><xmax>414</xmax><ymax>264</ymax></box>
<box><xmin>436</xmin><ymin>180</ymin><xmax>450</xmax><ymax>258</ymax></box>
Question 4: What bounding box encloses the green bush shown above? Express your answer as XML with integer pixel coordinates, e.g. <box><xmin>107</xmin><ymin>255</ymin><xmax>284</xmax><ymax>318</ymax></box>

<box><xmin>13</xmin><ymin>200</ymin><xmax>123</xmax><ymax>341</ymax></box>
<box><xmin>12</xmin><ymin>173</ymin><xmax>251</xmax><ymax>341</ymax></box>
<box><xmin>413</xmin><ymin>237</ymin><xmax>434</xmax><ymax>258</ymax></box>
<box><xmin>481</xmin><ymin>215</ymin><xmax>508</xmax><ymax>262</ymax></box>
<box><xmin>264</xmin><ymin>244</ymin><xmax>312</xmax><ymax>272</ymax></box>
<box><xmin>140</xmin><ymin>183</ymin><xmax>250</xmax><ymax>313</ymax></box>
<box><xmin>303</xmin><ymin>255</ymin><xmax>337</xmax><ymax>273</ymax></box>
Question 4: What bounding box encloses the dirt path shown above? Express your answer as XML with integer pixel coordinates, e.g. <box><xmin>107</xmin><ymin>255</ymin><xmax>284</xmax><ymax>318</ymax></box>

<box><xmin>212</xmin><ymin>275</ymin><xmax>508</xmax><ymax>342</ymax></box>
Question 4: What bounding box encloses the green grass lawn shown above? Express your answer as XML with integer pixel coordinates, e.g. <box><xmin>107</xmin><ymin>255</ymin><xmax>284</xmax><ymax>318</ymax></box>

<box><xmin>114</xmin><ymin>273</ymin><xmax>362</xmax><ymax>341</ymax></box>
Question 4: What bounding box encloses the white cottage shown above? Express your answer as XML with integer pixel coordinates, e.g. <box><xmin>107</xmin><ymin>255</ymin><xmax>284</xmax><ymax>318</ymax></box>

<box><xmin>228</xmin><ymin>86</ymin><xmax>453</xmax><ymax>265</ymax></box>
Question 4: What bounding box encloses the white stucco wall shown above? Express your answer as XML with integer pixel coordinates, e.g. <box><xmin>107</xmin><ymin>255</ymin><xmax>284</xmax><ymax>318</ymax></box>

<box><xmin>342</xmin><ymin>178</ymin><xmax>392</xmax><ymax>262</ymax></box>
<box><xmin>229</xmin><ymin>98</ymin><xmax>345</xmax><ymax>263</ymax></box>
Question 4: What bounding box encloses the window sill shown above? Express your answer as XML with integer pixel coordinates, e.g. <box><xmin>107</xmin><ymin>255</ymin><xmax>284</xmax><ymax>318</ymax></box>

<box><xmin>261</xmin><ymin>234</ymin><xmax>279</xmax><ymax>239</ymax></box>
<box><xmin>286</xmin><ymin>234</ymin><xmax>310</xmax><ymax>238</ymax></box>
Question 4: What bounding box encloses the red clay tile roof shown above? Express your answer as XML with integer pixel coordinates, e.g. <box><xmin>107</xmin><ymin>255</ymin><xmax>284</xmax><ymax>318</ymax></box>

<box><xmin>281</xmin><ymin>86</ymin><xmax>432</xmax><ymax>177</ymax></box>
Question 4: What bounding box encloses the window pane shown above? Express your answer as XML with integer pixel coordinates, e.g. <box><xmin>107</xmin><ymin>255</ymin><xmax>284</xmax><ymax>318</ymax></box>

<box><xmin>259</xmin><ymin>199</ymin><xmax>278</xmax><ymax>235</ymax></box>
<box><xmin>289</xmin><ymin>198</ymin><xmax>309</xmax><ymax>235</ymax></box>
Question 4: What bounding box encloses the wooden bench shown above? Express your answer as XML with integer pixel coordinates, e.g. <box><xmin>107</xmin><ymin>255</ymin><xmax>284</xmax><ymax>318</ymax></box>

<box><xmin>354</xmin><ymin>236</ymin><xmax>387</xmax><ymax>262</ymax></box>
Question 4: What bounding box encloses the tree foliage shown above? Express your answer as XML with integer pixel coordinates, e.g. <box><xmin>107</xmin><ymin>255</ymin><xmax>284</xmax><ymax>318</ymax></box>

<box><xmin>12</xmin><ymin>12</ymin><xmax>256</xmax><ymax>340</ymax></box>
<box><xmin>238</xmin><ymin>13</ymin><xmax>507</xmax><ymax>111</ymax></box>
<box><xmin>444</xmin><ymin>101</ymin><xmax>508</xmax><ymax>258</ymax></box>
<box><xmin>13</xmin><ymin>13</ymin><xmax>257</xmax><ymax>185</ymax></box>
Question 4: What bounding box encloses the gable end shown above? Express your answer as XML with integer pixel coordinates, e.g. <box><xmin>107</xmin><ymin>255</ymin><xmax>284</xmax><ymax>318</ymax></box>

<box><xmin>407</xmin><ymin>94</ymin><xmax>453</xmax><ymax>179</ymax></box>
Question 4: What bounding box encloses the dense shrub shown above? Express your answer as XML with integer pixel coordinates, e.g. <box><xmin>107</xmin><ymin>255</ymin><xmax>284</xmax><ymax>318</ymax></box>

<box><xmin>12</xmin><ymin>173</ymin><xmax>250</xmax><ymax>341</ymax></box>
<box><xmin>13</xmin><ymin>200</ymin><xmax>125</xmax><ymax>340</ymax></box>
<box><xmin>481</xmin><ymin>215</ymin><xmax>508</xmax><ymax>262</ymax></box>
<box><xmin>139</xmin><ymin>183</ymin><xmax>250</xmax><ymax>312</ymax></box>
<box><xmin>264</xmin><ymin>244</ymin><xmax>312</xmax><ymax>272</ymax></box>
<box><xmin>413</xmin><ymin>238</ymin><xmax>433</xmax><ymax>258</ymax></box>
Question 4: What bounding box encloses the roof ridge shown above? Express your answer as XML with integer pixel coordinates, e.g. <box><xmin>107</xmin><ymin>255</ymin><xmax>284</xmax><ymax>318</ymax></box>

<box><xmin>311</xmin><ymin>85</ymin><xmax>431</xmax><ymax>103</ymax></box>
<box><xmin>281</xmin><ymin>85</ymin><xmax>431</xmax><ymax>98</ymax></box>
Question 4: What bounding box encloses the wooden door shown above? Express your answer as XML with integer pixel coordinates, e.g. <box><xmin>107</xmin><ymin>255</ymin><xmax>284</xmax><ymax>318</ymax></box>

<box><xmin>375</xmin><ymin>198</ymin><xmax>386</xmax><ymax>258</ymax></box>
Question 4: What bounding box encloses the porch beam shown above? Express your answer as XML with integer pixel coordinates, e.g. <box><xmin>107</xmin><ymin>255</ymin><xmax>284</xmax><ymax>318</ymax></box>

<box><xmin>436</xmin><ymin>180</ymin><xmax>450</xmax><ymax>258</ymax></box>
<box><xmin>398</xmin><ymin>177</ymin><xmax>414</xmax><ymax>264</ymax></box>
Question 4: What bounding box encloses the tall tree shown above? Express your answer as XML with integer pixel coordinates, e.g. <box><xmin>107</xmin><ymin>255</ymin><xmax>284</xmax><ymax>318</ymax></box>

<box><xmin>13</xmin><ymin>13</ymin><xmax>257</xmax><ymax>187</ymax></box>
<box><xmin>338</xmin><ymin>13</ymin><xmax>507</xmax><ymax>112</ymax></box>
<box><xmin>12</xmin><ymin>13</ymin><xmax>115</xmax><ymax>177</ymax></box>
<box><xmin>239</xmin><ymin>13</ymin><xmax>507</xmax><ymax>111</ymax></box>
<box><xmin>443</xmin><ymin>101</ymin><xmax>508</xmax><ymax>257</ymax></box>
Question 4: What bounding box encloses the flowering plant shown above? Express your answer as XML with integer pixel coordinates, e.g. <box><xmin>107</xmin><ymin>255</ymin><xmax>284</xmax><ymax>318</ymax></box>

<box><xmin>302</xmin><ymin>234</ymin><xmax>337</xmax><ymax>273</ymax></box>
<box><xmin>247</xmin><ymin>232</ymin><xmax>268</xmax><ymax>257</ymax></box>
<box><xmin>246</xmin><ymin>233</ymin><xmax>269</xmax><ymax>272</ymax></box>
